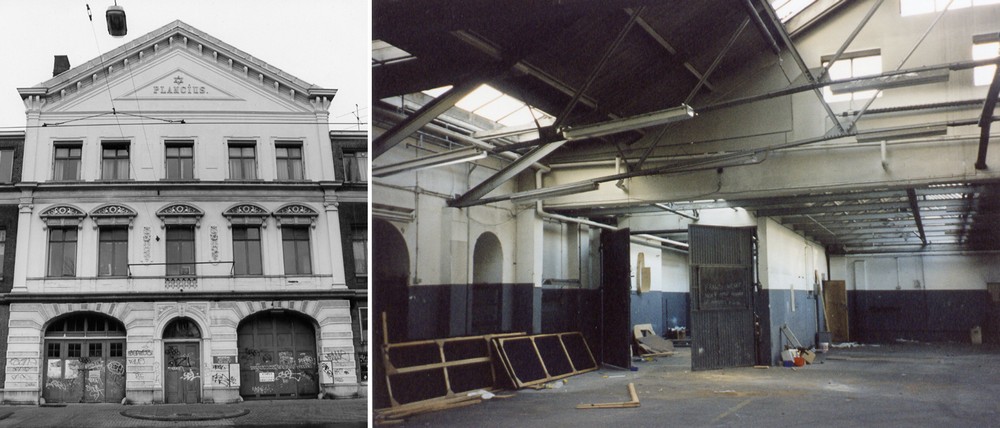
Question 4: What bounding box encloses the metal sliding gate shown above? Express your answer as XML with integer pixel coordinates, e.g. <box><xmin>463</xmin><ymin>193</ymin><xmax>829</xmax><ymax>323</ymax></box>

<box><xmin>689</xmin><ymin>225</ymin><xmax>756</xmax><ymax>371</ymax></box>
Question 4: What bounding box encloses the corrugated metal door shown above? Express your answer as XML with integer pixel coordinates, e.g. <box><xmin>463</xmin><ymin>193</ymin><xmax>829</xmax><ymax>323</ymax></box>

<box><xmin>600</xmin><ymin>228</ymin><xmax>631</xmax><ymax>369</ymax></box>
<box><xmin>689</xmin><ymin>225</ymin><xmax>756</xmax><ymax>371</ymax></box>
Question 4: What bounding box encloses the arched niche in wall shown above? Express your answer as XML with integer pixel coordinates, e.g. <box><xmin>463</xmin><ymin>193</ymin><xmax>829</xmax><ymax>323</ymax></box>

<box><xmin>372</xmin><ymin>218</ymin><xmax>409</xmax><ymax>409</ymax></box>
<box><xmin>472</xmin><ymin>232</ymin><xmax>503</xmax><ymax>284</ymax></box>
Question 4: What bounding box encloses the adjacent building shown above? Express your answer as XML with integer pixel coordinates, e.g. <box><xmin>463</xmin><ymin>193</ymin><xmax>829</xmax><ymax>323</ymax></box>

<box><xmin>3</xmin><ymin>21</ymin><xmax>365</xmax><ymax>404</ymax></box>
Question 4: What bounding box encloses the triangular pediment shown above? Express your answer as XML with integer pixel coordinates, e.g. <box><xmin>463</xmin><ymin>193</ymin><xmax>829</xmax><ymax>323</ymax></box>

<box><xmin>117</xmin><ymin>68</ymin><xmax>241</xmax><ymax>102</ymax></box>
<box><xmin>21</xmin><ymin>20</ymin><xmax>336</xmax><ymax>115</ymax></box>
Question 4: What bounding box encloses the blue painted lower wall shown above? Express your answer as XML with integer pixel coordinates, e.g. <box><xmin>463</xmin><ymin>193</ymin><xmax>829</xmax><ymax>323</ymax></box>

<box><xmin>766</xmin><ymin>289</ymin><xmax>821</xmax><ymax>365</ymax></box>
<box><xmin>629</xmin><ymin>291</ymin><xmax>690</xmax><ymax>336</ymax></box>
<box><xmin>849</xmin><ymin>290</ymin><xmax>991</xmax><ymax>343</ymax></box>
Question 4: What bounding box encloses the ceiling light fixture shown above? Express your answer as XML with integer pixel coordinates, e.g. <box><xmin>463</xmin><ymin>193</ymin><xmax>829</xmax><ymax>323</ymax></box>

<box><xmin>509</xmin><ymin>181</ymin><xmax>600</xmax><ymax>204</ymax></box>
<box><xmin>560</xmin><ymin>104</ymin><xmax>695</xmax><ymax>140</ymax></box>
<box><xmin>372</xmin><ymin>146</ymin><xmax>486</xmax><ymax>177</ymax></box>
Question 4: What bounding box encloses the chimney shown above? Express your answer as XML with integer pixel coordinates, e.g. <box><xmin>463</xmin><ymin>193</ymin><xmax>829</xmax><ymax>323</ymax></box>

<box><xmin>53</xmin><ymin>55</ymin><xmax>70</xmax><ymax>77</ymax></box>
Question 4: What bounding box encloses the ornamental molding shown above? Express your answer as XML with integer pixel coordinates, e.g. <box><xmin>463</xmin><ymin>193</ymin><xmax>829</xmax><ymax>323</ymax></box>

<box><xmin>156</xmin><ymin>203</ymin><xmax>204</xmax><ymax>217</ymax></box>
<box><xmin>223</xmin><ymin>203</ymin><xmax>269</xmax><ymax>217</ymax></box>
<box><xmin>91</xmin><ymin>204</ymin><xmax>138</xmax><ymax>217</ymax></box>
<box><xmin>40</xmin><ymin>205</ymin><xmax>86</xmax><ymax>218</ymax></box>
<box><xmin>273</xmin><ymin>203</ymin><xmax>318</xmax><ymax>229</ymax></box>
<box><xmin>273</xmin><ymin>204</ymin><xmax>318</xmax><ymax>216</ymax></box>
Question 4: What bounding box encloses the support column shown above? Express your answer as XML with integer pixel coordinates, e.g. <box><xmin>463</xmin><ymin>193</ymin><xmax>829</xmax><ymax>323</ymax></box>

<box><xmin>12</xmin><ymin>192</ymin><xmax>34</xmax><ymax>293</ymax></box>
<box><xmin>316</xmin><ymin>299</ymin><xmax>358</xmax><ymax>398</ymax></box>
<box><xmin>324</xmin><ymin>201</ymin><xmax>347</xmax><ymax>288</ymax></box>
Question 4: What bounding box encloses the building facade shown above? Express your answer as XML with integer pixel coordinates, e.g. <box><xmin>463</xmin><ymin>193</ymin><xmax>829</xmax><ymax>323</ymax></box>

<box><xmin>4</xmin><ymin>21</ymin><xmax>364</xmax><ymax>404</ymax></box>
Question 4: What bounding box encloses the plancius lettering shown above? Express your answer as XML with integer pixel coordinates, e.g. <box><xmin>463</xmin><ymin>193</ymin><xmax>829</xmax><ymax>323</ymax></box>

<box><xmin>152</xmin><ymin>85</ymin><xmax>207</xmax><ymax>95</ymax></box>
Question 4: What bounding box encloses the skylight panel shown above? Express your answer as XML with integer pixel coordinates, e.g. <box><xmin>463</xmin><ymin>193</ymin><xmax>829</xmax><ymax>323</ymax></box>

<box><xmin>372</xmin><ymin>40</ymin><xmax>415</xmax><ymax>67</ymax></box>
<box><xmin>414</xmin><ymin>84</ymin><xmax>555</xmax><ymax>128</ymax></box>
<box><xmin>772</xmin><ymin>0</ymin><xmax>817</xmax><ymax>22</ymax></box>
<box><xmin>455</xmin><ymin>85</ymin><xmax>504</xmax><ymax>111</ymax></box>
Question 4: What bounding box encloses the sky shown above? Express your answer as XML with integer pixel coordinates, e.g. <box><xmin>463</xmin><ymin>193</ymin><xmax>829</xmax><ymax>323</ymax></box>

<box><xmin>0</xmin><ymin>0</ymin><xmax>370</xmax><ymax>131</ymax></box>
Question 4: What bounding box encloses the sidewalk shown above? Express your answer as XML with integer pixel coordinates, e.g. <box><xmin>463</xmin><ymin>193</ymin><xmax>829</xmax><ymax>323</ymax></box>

<box><xmin>0</xmin><ymin>398</ymin><xmax>367</xmax><ymax>427</ymax></box>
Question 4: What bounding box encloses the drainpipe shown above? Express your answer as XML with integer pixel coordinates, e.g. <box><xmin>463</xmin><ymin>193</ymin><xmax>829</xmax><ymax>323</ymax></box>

<box><xmin>532</xmin><ymin>170</ymin><xmax>689</xmax><ymax>252</ymax></box>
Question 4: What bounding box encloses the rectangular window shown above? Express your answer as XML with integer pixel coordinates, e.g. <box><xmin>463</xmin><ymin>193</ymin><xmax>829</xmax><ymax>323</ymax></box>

<box><xmin>109</xmin><ymin>342</ymin><xmax>124</xmax><ymax>358</ymax></box>
<box><xmin>0</xmin><ymin>229</ymin><xmax>5</xmax><ymax>277</ymax></box>
<box><xmin>165</xmin><ymin>226</ymin><xmax>195</xmax><ymax>276</ymax></box>
<box><xmin>67</xmin><ymin>343</ymin><xmax>81</xmax><ymax>358</ymax></box>
<box><xmin>281</xmin><ymin>226</ymin><xmax>312</xmax><ymax>275</ymax></box>
<box><xmin>822</xmin><ymin>51</ymin><xmax>882</xmax><ymax>102</ymax></box>
<box><xmin>0</xmin><ymin>149</ymin><xmax>13</xmax><ymax>183</ymax></box>
<box><xmin>53</xmin><ymin>144</ymin><xmax>82</xmax><ymax>181</ymax></box>
<box><xmin>165</xmin><ymin>141</ymin><xmax>194</xmax><ymax>180</ymax></box>
<box><xmin>89</xmin><ymin>343</ymin><xmax>103</xmax><ymax>357</ymax></box>
<box><xmin>47</xmin><ymin>227</ymin><xmax>77</xmax><ymax>277</ymax></box>
<box><xmin>47</xmin><ymin>343</ymin><xmax>61</xmax><ymax>358</ymax></box>
<box><xmin>344</xmin><ymin>151</ymin><xmax>367</xmax><ymax>182</ymax></box>
<box><xmin>352</xmin><ymin>224</ymin><xmax>367</xmax><ymax>275</ymax></box>
<box><xmin>98</xmin><ymin>227</ymin><xmax>128</xmax><ymax>276</ymax></box>
<box><xmin>102</xmin><ymin>142</ymin><xmax>130</xmax><ymax>180</ymax></box>
<box><xmin>228</xmin><ymin>142</ymin><xmax>257</xmax><ymax>180</ymax></box>
<box><xmin>974</xmin><ymin>34</ymin><xmax>1000</xmax><ymax>86</ymax></box>
<box><xmin>275</xmin><ymin>143</ymin><xmax>304</xmax><ymax>180</ymax></box>
<box><xmin>233</xmin><ymin>226</ymin><xmax>263</xmax><ymax>275</ymax></box>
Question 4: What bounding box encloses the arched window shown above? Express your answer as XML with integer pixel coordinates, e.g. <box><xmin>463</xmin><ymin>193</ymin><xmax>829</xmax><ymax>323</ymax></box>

<box><xmin>46</xmin><ymin>312</ymin><xmax>125</xmax><ymax>337</ymax></box>
<box><xmin>163</xmin><ymin>317</ymin><xmax>202</xmax><ymax>339</ymax></box>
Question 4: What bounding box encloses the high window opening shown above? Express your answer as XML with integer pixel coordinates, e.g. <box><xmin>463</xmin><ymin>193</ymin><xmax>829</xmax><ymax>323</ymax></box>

<box><xmin>233</xmin><ymin>226</ymin><xmax>263</xmax><ymax>275</ymax></box>
<box><xmin>343</xmin><ymin>150</ymin><xmax>367</xmax><ymax>182</ymax></box>
<box><xmin>165</xmin><ymin>226</ymin><xmax>195</xmax><ymax>276</ymax></box>
<box><xmin>772</xmin><ymin>0</ymin><xmax>817</xmax><ymax>22</ymax></box>
<box><xmin>0</xmin><ymin>229</ymin><xmax>5</xmax><ymax>277</ymax></box>
<box><xmin>98</xmin><ymin>227</ymin><xmax>128</xmax><ymax>276</ymax></box>
<box><xmin>0</xmin><ymin>149</ymin><xmax>13</xmax><ymax>182</ymax></box>
<box><xmin>101</xmin><ymin>142</ymin><xmax>130</xmax><ymax>180</ymax></box>
<box><xmin>165</xmin><ymin>141</ymin><xmax>194</xmax><ymax>180</ymax></box>
<box><xmin>372</xmin><ymin>40</ymin><xmax>415</xmax><ymax>67</ymax></box>
<box><xmin>282</xmin><ymin>226</ymin><xmax>312</xmax><ymax>275</ymax></box>
<box><xmin>352</xmin><ymin>223</ymin><xmax>367</xmax><ymax>275</ymax></box>
<box><xmin>228</xmin><ymin>142</ymin><xmax>258</xmax><ymax>180</ymax></box>
<box><xmin>275</xmin><ymin>143</ymin><xmax>304</xmax><ymax>180</ymax></box>
<box><xmin>47</xmin><ymin>227</ymin><xmax>78</xmax><ymax>277</ymax></box>
<box><xmin>53</xmin><ymin>143</ymin><xmax>82</xmax><ymax>181</ymax></box>
<box><xmin>973</xmin><ymin>34</ymin><xmax>1000</xmax><ymax>86</ymax></box>
<box><xmin>822</xmin><ymin>50</ymin><xmax>883</xmax><ymax>102</ymax></box>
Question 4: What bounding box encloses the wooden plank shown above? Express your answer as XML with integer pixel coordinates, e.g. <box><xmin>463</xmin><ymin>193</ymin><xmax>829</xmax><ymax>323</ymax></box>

<box><xmin>823</xmin><ymin>280</ymin><xmax>850</xmax><ymax>342</ymax></box>
<box><xmin>387</xmin><ymin>357</ymin><xmax>492</xmax><ymax>375</ymax></box>
<box><xmin>576</xmin><ymin>383</ymin><xmax>641</xmax><ymax>409</ymax></box>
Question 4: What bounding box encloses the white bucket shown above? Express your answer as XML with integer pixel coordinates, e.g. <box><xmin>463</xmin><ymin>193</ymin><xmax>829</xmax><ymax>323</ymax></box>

<box><xmin>781</xmin><ymin>349</ymin><xmax>798</xmax><ymax>361</ymax></box>
<box><xmin>818</xmin><ymin>342</ymin><xmax>830</xmax><ymax>353</ymax></box>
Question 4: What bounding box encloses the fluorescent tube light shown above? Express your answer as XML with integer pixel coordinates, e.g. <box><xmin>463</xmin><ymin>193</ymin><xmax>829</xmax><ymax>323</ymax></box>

<box><xmin>855</xmin><ymin>124</ymin><xmax>948</xmax><ymax>142</ymax></box>
<box><xmin>509</xmin><ymin>181</ymin><xmax>600</xmax><ymax>204</ymax></box>
<box><xmin>372</xmin><ymin>146</ymin><xmax>486</xmax><ymax>177</ymax></box>
<box><xmin>560</xmin><ymin>104</ymin><xmax>695</xmax><ymax>140</ymax></box>
<box><xmin>830</xmin><ymin>69</ymin><xmax>949</xmax><ymax>95</ymax></box>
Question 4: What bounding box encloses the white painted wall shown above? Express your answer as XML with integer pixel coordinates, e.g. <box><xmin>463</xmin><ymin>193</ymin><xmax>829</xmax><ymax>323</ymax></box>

<box><xmin>759</xmin><ymin>218</ymin><xmax>828</xmax><ymax>292</ymax></box>
<box><xmin>831</xmin><ymin>253</ymin><xmax>1000</xmax><ymax>291</ymax></box>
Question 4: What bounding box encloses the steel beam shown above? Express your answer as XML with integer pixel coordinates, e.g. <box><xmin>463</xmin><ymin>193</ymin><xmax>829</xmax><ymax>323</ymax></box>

<box><xmin>448</xmin><ymin>140</ymin><xmax>568</xmax><ymax>208</ymax></box>
<box><xmin>976</xmin><ymin>61</ymin><xmax>1000</xmax><ymax>170</ymax></box>
<box><xmin>627</xmin><ymin>8</ymin><xmax>716</xmax><ymax>91</ymax></box>
<box><xmin>741</xmin><ymin>0</ymin><xmax>780</xmax><ymax>55</ymax></box>
<box><xmin>906</xmin><ymin>188</ymin><xmax>928</xmax><ymax>245</ymax></box>
<box><xmin>373</xmin><ymin>79</ymin><xmax>481</xmax><ymax>159</ymax></box>
<box><xmin>758</xmin><ymin>0</ymin><xmax>845</xmax><ymax>134</ymax></box>
<box><xmin>816</xmin><ymin>0</ymin><xmax>884</xmax><ymax>82</ymax></box>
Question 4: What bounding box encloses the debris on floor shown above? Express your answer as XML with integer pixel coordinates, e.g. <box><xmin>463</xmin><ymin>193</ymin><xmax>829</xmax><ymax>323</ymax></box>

<box><xmin>633</xmin><ymin>323</ymin><xmax>677</xmax><ymax>357</ymax></box>
<box><xmin>576</xmin><ymin>383</ymin><xmax>641</xmax><ymax>409</ymax></box>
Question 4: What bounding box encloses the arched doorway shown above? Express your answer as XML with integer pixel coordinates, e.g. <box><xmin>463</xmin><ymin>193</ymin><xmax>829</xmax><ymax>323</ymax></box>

<box><xmin>163</xmin><ymin>318</ymin><xmax>202</xmax><ymax>403</ymax></box>
<box><xmin>237</xmin><ymin>310</ymin><xmax>318</xmax><ymax>399</ymax></box>
<box><xmin>373</xmin><ymin>218</ymin><xmax>409</xmax><ymax>408</ymax></box>
<box><xmin>42</xmin><ymin>312</ymin><xmax>126</xmax><ymax>403</ymax></box>
<box><xmin>471</xmin><ymin>232</ymin><xmax>503</xmax><ymax>334</ymax></box>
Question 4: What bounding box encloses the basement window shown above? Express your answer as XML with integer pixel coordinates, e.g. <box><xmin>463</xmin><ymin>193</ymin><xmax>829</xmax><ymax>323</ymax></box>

<box><xmin>822</xmin><ymin>50</ymin><xmax>882</xmax><ymax>103</ymax></box>
<box><xmin>973</xmin><ymin>34</ymin><xmax>1000</xmax><ymax>86</ymax></box>
<box><xmin>901</xmin><ymin>0</ymin><xmax>1000</xmax><ymax>16</ymax></box>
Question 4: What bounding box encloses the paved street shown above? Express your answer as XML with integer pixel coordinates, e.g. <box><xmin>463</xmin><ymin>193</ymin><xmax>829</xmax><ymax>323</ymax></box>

<box><xmin>0</xmin><ymin>398</ymin><xmax>367</xmax><ymax>427</ymax></box>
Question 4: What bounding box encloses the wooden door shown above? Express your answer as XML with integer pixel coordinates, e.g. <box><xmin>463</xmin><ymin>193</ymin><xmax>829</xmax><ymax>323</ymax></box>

<box><xmin>238</xmin><ymin>312</ymin><xmax>319</xmax><ymax>399</ymax></box>
<box><xmin>823</xmin><ymin>280</ymin><xmax>850</xmax><ymax>342</ymax></box>
<box><xmin>164</xmin><ymin>342</ymin><xmax>201</xmax><ymax>404</ymax></box>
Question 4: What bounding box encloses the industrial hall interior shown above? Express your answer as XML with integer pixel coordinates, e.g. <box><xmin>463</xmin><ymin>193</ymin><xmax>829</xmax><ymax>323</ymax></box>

<box><xmin>372</xmin><ymin>0</ymin><xmax>1000</xmax><ymax>425</ymax></box>
<box><xmin>0</xmin><ymin>20</ymin><xmax>368</xmax><ymax>405</ymax></box>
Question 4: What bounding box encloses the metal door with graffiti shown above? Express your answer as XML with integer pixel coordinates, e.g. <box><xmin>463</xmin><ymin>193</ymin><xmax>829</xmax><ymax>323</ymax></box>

<box><xmin>238</xmin><ymin>311</ymin><xmax>319</xmax><ymax>399</ymax></box>
<box><xmin>164</xmin><ymin>342</ymin><xmax>201</xmax><ymax>403</ymax></box>
<box><xmin>43</xmin><ymin>340</ymin><xmax>127</xmax><ymax>404</ymax></box>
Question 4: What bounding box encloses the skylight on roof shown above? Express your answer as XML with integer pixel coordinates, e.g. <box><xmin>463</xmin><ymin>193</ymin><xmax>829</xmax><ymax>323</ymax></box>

<box><xmin>372</xmin><ymin>40</ymin><xmax>415</xmax><ymax>67</ymax></box>
<box><xmin>900</xmin><ymin>0</ymin><xmax>1000</xmax><ymax>16</ymax></box>
<box><xmin>772</xmin><ymin>0</ymin><xmax>817</xmax><ymax>22</ymax></box>
<box><xmin>423</xmin><ymin>84</ymin><xmax>555</xmax><ymax>128</ymax></box>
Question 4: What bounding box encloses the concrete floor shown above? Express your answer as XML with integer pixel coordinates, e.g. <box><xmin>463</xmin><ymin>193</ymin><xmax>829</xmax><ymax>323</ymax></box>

<box><xmin>391</xmin><ymin>342</ymin><xmax>1000</xmax><ymax>427</ymax></box>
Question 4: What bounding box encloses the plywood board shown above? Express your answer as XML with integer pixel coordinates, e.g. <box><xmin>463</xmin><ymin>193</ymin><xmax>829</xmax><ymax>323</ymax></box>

<box><xmin>823</xmin><ymin>280</ymin><xmax>850</xmax><ymax>342</ymax></box>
